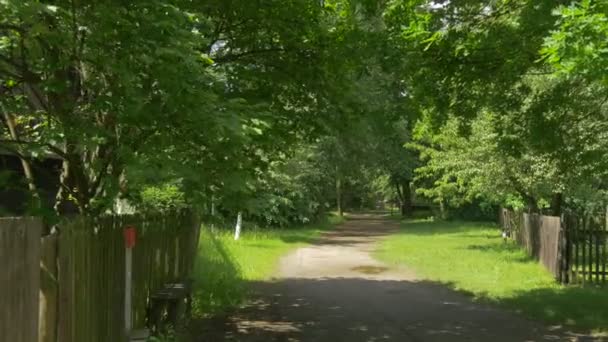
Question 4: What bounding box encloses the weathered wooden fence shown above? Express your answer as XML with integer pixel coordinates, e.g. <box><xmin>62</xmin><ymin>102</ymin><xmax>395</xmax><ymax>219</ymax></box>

<box><xmin>1</xmin><ymin>211</ymin><xmax>200</xmax><ymax>342</ymax></box>
<box><xmin>500</xmin><ymin>209</ymin><xmax>608</xmax><ymax>285</ymax></box>
<box><xmin>0</xmin><ymin>217</ymin><xmax>43</xmax><ymax>342</ymax></box>
<box><xmin>560</xmin><ymin>214</ymin><xmax>607</xmax><ymax>285</ymax></box>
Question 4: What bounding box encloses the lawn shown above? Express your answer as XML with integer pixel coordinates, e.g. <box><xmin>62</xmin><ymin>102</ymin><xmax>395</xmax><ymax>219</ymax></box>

<box><xmin>375</xmin><ymin>219</ymin><xmax>608</xmax><ymax>333</ymax></box>
<box><xmin>190</xmin><ymin>214</ymin><xmax>344</xmax><ymax>317</ymax></box>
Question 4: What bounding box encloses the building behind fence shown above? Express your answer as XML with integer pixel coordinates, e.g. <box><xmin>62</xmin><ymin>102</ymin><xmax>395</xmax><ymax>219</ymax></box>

<box><xmin>500</xmin><ymin>209</ymin><xmax>608</xmax><ymax>285</ymax></box>
<box><xmin>1</xmin><ymin>211</ymin><xmax>201</xmax><ymax>342</ymax></box>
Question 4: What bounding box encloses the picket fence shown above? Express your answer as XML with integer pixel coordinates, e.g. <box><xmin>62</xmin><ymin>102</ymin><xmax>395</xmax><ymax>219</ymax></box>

<box><xmin>500</xmin><ymin>209</ymin><xmax>607</xmax><ymax>285</ymax></box>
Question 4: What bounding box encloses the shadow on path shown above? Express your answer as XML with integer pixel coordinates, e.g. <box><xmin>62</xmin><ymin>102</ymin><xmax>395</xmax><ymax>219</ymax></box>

<box><xmin>193</xmin><ymin>278</ymin><xmax>601</xmax><ymax>342</ymax></box>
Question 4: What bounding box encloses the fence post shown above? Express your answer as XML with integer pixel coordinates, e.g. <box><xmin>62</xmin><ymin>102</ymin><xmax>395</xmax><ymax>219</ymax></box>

<box><xmin>558</xmin><ymin>215</ymin><xmax>566</xmax><ymax>284</ymax></box>
<box><xmin>604</xmin><ymin>206</ymin><xmax>608</xmax><ymax>284</ymax></box>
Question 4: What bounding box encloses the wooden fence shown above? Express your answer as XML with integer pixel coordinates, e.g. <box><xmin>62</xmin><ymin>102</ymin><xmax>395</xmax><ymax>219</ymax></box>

<box><xmin>560</xmin><ymin>214</ymin><xmax>607</xmax><ymax>284</ymax></box>
<box><xmin>500</xmin><ymin>209</ymin><xmax>608</xmax><ymax>285</ymax></box>
<box><xmin>1</xmin><ymin>211</ymin><xmax>200</xmax><ymax>342</ymax></box>
<box><xmin>0</xmin><ymin>217</ymin><xmax>43</xmax><ymax>342</ymax></box>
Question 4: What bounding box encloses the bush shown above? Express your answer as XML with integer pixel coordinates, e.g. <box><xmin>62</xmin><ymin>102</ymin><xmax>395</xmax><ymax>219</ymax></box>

<box><xmin>446</xmin><ymin>201</ymin><xmax>499</xmax><ymax>221</ymax></box>
<box><xmin>139</xmin><ymin>183</ymin><xmax>188</xmax><ymax>212</ymax></box>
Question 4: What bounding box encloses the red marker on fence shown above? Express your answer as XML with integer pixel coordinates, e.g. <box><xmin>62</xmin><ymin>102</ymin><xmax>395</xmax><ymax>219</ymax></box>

<box><xmin>124</xmin><ymin>225</ymin><xmax>137</xmax><ymax>248</ymax></box>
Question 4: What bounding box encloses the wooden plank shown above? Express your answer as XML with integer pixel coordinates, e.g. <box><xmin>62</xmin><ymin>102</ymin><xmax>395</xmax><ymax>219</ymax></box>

<box><xmin>75</xmin><ymin>223</ymin><xmax>83</xmax><ymax>341</ymax></box>
<box><xmin>110</xmin><ymin>215</ymin><xmax>120</xmax><ymax>342</ymax></box>
<box><xmin>566</xmin><ymin>216</ymin><xmax>573</xmax><ymax>284</ymax></box>
<box><xmin>588</xmin><ymin>216</ymin><xmax>593</xmax><ymax>282</ymax></box>
<box><xmin>117</xmin><ymin>216</ymin><xmax>127</xmax><ymax>342</ymax></box>
<box><xmin>84</xmin><ymin>220</ymin><xmax>92</xmax><ymax>342</ymax></box>
<box><xmin>558</xmin><ymin>216</ymin><xmax>566</xmax><ymax>283</ymax></box>
<box><xmin>595</xmin><ymin>219</ymin><xmax>601</xmax><ymax>283</ymax></box>
<box><xmin>582</xmin><ymin>216</ymin><xmax>587</xmax><ymax>283</ymax></box>
<box><xmin>15</xmin><ymin>219</ymin><xmax>23</xmax><ymax>342</ymax></box>
<box><xmin>105</xmin><ymin>219</ymin><xmax>112</xmax><ymax>341</ymax></box>
<box><xmin>93</xmin><ymin>223</ymin><xmax>101</xmax><ymax>342</ymax></box>
<box><xmin>73</xmin><ymin>222</ymin><xmax>81</xmax><ymax>342</ymax></box>
<box><xmin>604</xmin><ymin>207</ymin><xmax>608</xmax><ymax>284</ymax></box>
<box><xmin>57</xmin><ymin>225</ymin><xmax>69</xmax><ymax>342</ymax></box>
<box><xmin>104</xmin><ymin>217</ymin><xmax>112</xmax><ymax>342</ymax></box>
<box><xmin>27</xmin><ymin>218</ymin><xmax>42</xmax><ymax>342</ymax></box>
<box><xmin>71</xmin><ymin>223</ymin><xmax>78</xmax><ymax>341</ymax></box>
<box><xmin>0</xmin><ymin>224</ymin><xmax>6</xmax><ymax>341</ymax></box>
<box><xmin>573</xmin><ymin>216</ymin><xmax>578</xmax><ymax>283</ymax></box>
<box><xmin>0</xmin><ymin>218</ymin><xmax>42</xmax><ymax>342</ymax></box>
<box><xmin>3</xmin><ymin>218</ymin><xmax>16</xmax><ymax>342</ymax></box>
<box><xmin>601</xmin><ymin>221</ymin><xmax>607</xmax><ymax>283</ymax></box>
<box><xmin>125</xmin><ymin>245</ymin><xmax>133</xmax><ymax>337</ymax></box>
<box><xmin>537</xmin><ymin>215</ymin><xmax>561</xmax><ymax>279</ymax></box>
<box><xmin>78</xmin><ymin>223</ymin><xmax>85</xmax><ymax>342</ymax></box>
<box><xmin>39</xmin><ymin>234</ymin><xmax>58</xmax><ymax>342</ymax></box>
<box><xmin>101</xmin><ymin>218</ymin><xmax>109</xmax><ymax>342</ymax></box>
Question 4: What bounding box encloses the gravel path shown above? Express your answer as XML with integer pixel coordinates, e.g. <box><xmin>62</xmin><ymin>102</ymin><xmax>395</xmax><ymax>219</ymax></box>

<box><xmin>194</xmin><ymin>214</ymin><xmax>602</xmax><ymax>342</ymax></box>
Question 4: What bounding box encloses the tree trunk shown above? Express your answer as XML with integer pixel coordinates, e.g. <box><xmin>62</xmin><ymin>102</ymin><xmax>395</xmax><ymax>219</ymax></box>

<box><xmin>551</xmin><ymin>192</ymin><xmax>563</xmax><ymax>216</ymax></box>
<box><xmin>54</xmin><ymin>159</ymin><xmax>71</xmax><ymax>216</ymax></box>
<box><xmin>1</xmin><ymin>107</ymin><xmax>40</xmax><ymax>209</ymax></box>
<box><xmin>526</xmin><ymin>195</ymin><xmax>539</xmax><ymax>213</ymax></box>
<box><xmin>401</xmin><ymin>180</ymin><xmax>412</xmax><ymax>217</ymax></box>
<box><xmin>439</xmin><ymin>199</ymin><xmax>448</xmax><ymax>220</ymax></box>
<box><xmin>394</xmin><ymin>182</ymin><xmax>404</xmax><ymax>215</ymax></box>
<box><xmin>54</xmin><ymin>161</ymin><xmax>88</xmax><ymax>215</ymax></box>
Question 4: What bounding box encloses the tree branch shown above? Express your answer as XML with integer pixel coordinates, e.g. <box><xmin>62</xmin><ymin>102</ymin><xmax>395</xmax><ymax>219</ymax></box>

<box><xmin>88</xmin><ymin>148</ymin><xmax>114</xmax><ymax>199</ymax></box>
<box><xmin>213</xmin><ymin>47</ymin><xmax>287</xmax><ymax>64</ymax></box>
<box><xmin>0</xmin><ymin>139</ymin><xmax>68</xmax><ymax>159</ymax></box>
<box><xmin>0</xmin><ymin>104</ymin><xmax>40</xmax><ymax>203</ymax></box>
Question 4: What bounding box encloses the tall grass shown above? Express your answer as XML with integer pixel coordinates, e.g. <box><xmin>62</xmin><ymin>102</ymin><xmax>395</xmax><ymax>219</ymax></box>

<box><xmin>375</xmin><ymin>219</ymin><xmax>608</xmax><ymax>332</ymax></box>
<box><xmin>190</xmin><ymin>215</ymin><xmax>344</xmax><ymax>317</ymax></box>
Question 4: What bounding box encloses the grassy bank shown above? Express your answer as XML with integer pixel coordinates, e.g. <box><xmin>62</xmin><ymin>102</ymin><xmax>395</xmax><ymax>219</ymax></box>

<box><xmin>375</xmin><ymin>219</ymin><xmax>608</xmax><ymax>333</ymax></box>
<box><xmin>191</xmin><ymin>215</ymin><xmax>344</xmax><ymax>317</ymax></box>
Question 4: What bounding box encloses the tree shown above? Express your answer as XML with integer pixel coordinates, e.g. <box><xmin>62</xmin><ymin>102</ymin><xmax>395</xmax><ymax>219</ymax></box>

<box><xmin>0</xmin><ymin>0</ymin><xmax>382</xmax><ymax>218</ymax></box>
<box><xmin>380</xmin><ymin>0</ymin><xmax>608</xmax><ymax>216</ymax></box>
<box><xmin>0</xmin><ymin>1</ymin><xmax>224</xmax><ymax>215</ymax></box>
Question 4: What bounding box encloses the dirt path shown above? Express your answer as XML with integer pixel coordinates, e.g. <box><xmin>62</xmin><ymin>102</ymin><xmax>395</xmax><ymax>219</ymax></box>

<box><xmin>195</xmin><ymin>214</ymin><xmax>600</xmax><ymax>341</ymax></box>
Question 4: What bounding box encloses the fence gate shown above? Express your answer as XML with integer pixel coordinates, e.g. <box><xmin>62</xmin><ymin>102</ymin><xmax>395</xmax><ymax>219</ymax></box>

<box><xmin>561</xmin><ymin>214</ymin><xmax>608</xmax><ymax>285</ymax></box>
<box><xmin>0</xmin><ymin>217</ymin><xmax>42</xmax><ymax>342</ymax></box>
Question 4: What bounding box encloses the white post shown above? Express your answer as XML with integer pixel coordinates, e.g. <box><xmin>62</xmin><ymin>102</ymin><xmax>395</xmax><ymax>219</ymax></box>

<box><xmin>234</xmin><ymin>212</ymin><xmax>242</xmax><ymax>240</ymax></box>
<box><xmin>125</xmin><ymin>246</ymin><xmax>133</xmax><ymax>338</ymax></box>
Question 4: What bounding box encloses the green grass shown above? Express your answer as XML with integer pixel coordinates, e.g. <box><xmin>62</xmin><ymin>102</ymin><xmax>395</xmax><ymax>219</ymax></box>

<box><xmin>191</xmin><ymin>214</ymin><xmax>344</xmax><ymax>317</ymax></box>
<box><xmin>375</xmin><ymin>219</ymin><xmax>608</xmax><ymax>333</ymax></box>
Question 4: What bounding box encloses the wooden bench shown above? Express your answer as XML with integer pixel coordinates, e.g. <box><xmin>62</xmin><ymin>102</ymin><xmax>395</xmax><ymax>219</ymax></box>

<box><xmin>147</xmin><ymin>281</ymin><xmax>192</xmax><ymax>333</ymax></box>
